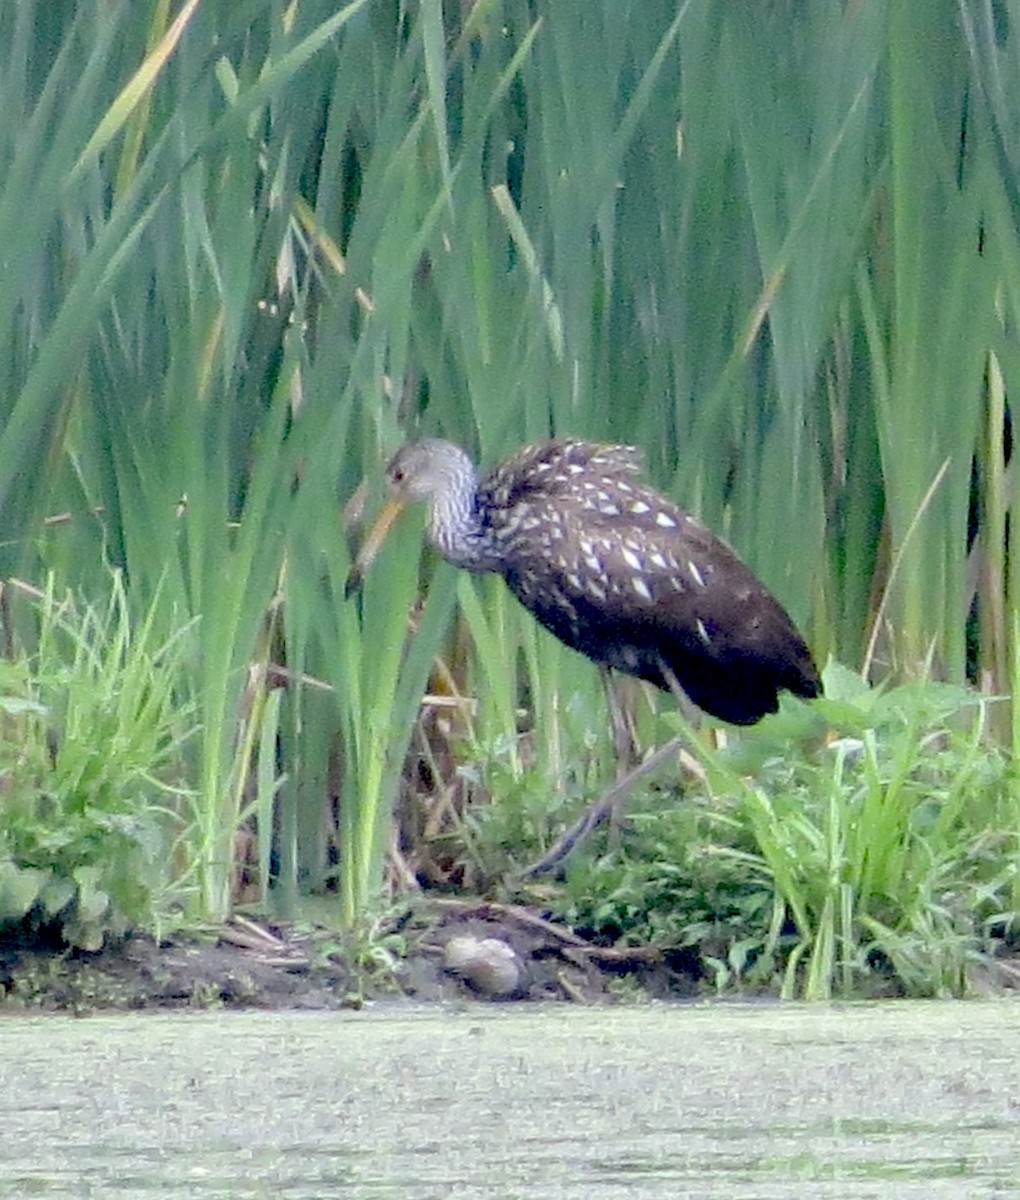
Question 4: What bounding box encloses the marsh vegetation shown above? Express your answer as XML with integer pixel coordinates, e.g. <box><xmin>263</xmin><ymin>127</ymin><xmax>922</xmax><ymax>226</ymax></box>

<box><xmin>1</xmin><ymin>2</ymin><xmax>1019</xmax><ymax>1004</ymax></box>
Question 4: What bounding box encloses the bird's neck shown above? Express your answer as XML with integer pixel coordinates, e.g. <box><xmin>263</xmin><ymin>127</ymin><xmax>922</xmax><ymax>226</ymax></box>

<box><xmin>428</xmin><ymin>469</ymin><xmax>499</xmax><ymax>572</ymax></box>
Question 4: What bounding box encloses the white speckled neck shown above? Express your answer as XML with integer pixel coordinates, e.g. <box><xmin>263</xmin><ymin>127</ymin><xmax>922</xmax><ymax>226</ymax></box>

<box><xmin>422</xmin><ymin>447</ymin><xmax>500</xmax><ymax>571</ymax></box>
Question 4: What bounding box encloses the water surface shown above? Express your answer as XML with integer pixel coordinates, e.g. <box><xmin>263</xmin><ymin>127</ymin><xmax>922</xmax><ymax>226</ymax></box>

<box><xmin>1</xmin><ymin>999</ymin><xmax>1018</xmax><ymax>1197</ymax></box>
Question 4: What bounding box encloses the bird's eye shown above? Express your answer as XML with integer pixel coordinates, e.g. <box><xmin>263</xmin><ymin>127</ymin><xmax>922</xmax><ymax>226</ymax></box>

<box><xmin>392</xmin><ymin>468</ymin><xmax>404</xmax><ymax>483</ymax></box>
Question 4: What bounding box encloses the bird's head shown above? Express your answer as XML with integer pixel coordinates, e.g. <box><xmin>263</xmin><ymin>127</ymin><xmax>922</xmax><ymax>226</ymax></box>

<box><xmin>385</xmin><ymin>438</ymin><xmax>470</xmax><ymax>501</ymax></box>
<box><xmin>344</xmin><ymin>439</ymin><xmax>474</xmax><ymax>598</ymax></box>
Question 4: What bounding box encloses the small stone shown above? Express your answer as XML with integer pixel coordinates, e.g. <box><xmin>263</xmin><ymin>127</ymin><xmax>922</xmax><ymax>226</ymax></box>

<box><xmin>443</xmin><ymin>935</ymin><xmax>524</xmax><ymax>999</ymax></box>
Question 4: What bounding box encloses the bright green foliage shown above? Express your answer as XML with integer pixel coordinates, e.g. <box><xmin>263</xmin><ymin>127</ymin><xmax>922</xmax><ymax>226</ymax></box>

<box><xmin>0</xmin><ymin>578</ymin><xmax>196</xmax><ymax>950</ymax></box>
<box><xmin>554</xmin><ymin>666</ymin><xmax>1019</xmax><ymax>999</ymax></box>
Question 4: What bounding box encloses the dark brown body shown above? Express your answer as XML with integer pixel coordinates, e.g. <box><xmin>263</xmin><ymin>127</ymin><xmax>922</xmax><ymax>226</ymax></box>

<box><xmin>474</xmin><ymin>440</ymin><xmax>820</xmax><ymax>725</ymax></box>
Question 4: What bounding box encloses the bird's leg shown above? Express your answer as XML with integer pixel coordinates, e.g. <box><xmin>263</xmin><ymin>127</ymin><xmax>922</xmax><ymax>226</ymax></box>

<box><xmin>658</xmin><ymin>659</ymin><xmax>703</xmax><ymax>729</ymax></box>
<box><xmin>601</xmin><ymin>666</ymin><xmax>639</xmax><ymax>773</ymax></box>
<box><xmin>517</xmin><ymin>663</ymin><xmax>708</xmax><ymax>879</ymax></box>
<box><xmin>517</xmin><ymin>735</ymin><xmax>688</xmax><ymax>878</ymax></box>
<box><xmin>600</xmin><ymin>666</ymin><xmax>639</xmax><ymax>849</ymax></box>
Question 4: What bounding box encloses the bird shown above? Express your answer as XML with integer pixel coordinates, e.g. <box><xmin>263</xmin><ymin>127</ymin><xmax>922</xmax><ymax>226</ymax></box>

<box><xmin>345</xmin><ymin>437</ymin><xmax>820</xmax><ymax>725</ymax></box>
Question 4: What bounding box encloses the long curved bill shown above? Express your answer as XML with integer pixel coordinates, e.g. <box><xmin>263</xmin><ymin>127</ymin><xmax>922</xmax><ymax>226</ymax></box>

<box><xmin>344</xmin><ymin>494</ymin><xmax>408</xmax><ymax>599</ymax></box>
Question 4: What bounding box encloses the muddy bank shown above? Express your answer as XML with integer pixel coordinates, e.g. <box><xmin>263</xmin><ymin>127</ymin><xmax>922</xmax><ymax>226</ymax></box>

<box><xmin>0</xmin><ymin>899</ymin><xmax>703</xmax><ymax>1013</ymax></box>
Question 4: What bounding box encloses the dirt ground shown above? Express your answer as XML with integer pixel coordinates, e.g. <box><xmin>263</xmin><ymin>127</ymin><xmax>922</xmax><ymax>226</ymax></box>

<box><xmin>0</xmin><ymin>899</ymin><xmax>703</xmax><ymax>1013</ymax></box>
<box><xmin>5</xmin><ymin>897</ymin><xmax>1019</xmax><ymax>1012</ymax></box>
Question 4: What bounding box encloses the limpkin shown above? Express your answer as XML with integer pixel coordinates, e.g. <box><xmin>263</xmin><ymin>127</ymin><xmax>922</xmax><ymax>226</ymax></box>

<box><xmin>346</xmin><ymin>438</ymin><xmax>820</xmax><ymax>870</ymax></box>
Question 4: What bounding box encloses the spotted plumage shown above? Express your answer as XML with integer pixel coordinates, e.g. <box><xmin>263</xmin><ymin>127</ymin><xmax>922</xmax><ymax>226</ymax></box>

<box><xmin>350</xmin><ymin>438</ymin><xmax>820</xmax><ymax>725</ymax></box>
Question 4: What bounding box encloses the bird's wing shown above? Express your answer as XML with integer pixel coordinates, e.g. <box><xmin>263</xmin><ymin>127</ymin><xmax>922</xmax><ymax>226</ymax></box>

<box><xmin>573</xmin><ymin>495</ymin><xmax>806</xmax><ymax>660</ymax></box>
<box><xmin>479</xmin><ymin>440</ymin><xmax>643</xmax><ymax>513</ymax></box>
<box><xmin>544</xmin><ymin>485</ymin><xmax>819</xmax><ymax>719</ymax></box>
